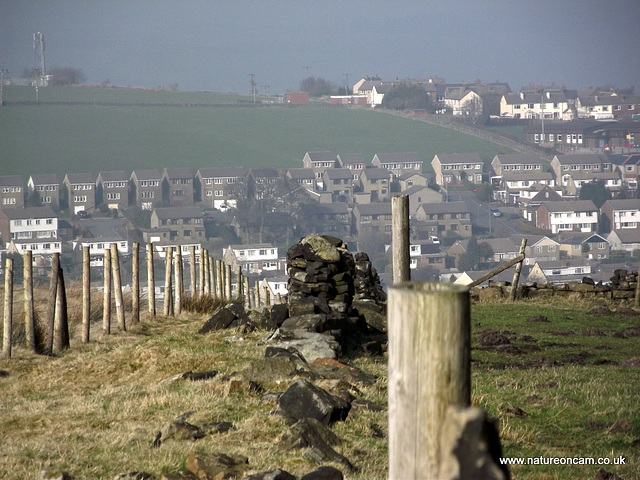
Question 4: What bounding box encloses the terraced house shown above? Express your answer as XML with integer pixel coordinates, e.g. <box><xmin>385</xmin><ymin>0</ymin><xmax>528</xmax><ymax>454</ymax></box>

<box><xmin>535</xmin><ymin>200</ymin><xmax>599</xmax><ymax>234</ymax></box>
<box><xmin>130</xmin><ymin>169</ymin><xmax>163</xmax><ymax>210</ymax></box>
<box><xmin>162</xmin><ymin>168</ymin><xmax>194</xmax><ymax>207</ymax></box>
<box><xmin>63</xmin><ymin>172</ymin><xmax>95</xmax><ymax>215</ymax></box>
<box><xmin>96</xmin><ymin>170</ymin><xmax>129</xmax><ymax>211</ymax></box>
<box><xmin>0</xmin><ymin>175</ymin><xmax>25</xmax><ymax>209</ymax></box>
<box><xmin>27</xmin><ymin>174</ymin><xmax>59</xmax><ymax>210</ymax></box>
<box><xmin>0</xmin><ymin>206</ymin><xmax>61</xmax><ymax>265</ymax></box>
<box><xmin>195</xmin><ymin>166</ymin><xmax>246</xmax><ymax>210</ymax></box>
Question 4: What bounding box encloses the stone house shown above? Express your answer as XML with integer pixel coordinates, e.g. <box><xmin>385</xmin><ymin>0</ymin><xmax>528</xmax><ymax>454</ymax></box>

<box><xmin>413</xmin><ymin>201</ymin><xmax>472</xmax><ymax>239</ymax></box>
<box><xmin>336</xmin><ymin>153</ymin><xmax>366</xmax><ymax>181</ymax></box>
<box><xmin>322</xmin><ymin>168</ymin><xmax>354</xmax><ymax>202</ymax></box>
<box><xmin>63</xmin><ymin>172</ymin><xmax>95</xmax><ymax>215</ymax></box>
<box><xmin>352</xmin><ymin>203</ymin><xmax>392</xmax><ymax>236</ymax></box>
<box><xmin>600</xmin><ymin>199</ymin><xmax>640</xmax><ymax>233</ymax></box>
<box><xmin>371</xmin><ymin>152</ymin><xmax>423</xmax><ymax>176</ymax></box>
<box><xmin>130</xmin><ymin>169</ymin><xmax>163</xmax><ymax>210</ymax></box>
<box><xmin>27</xmin><ymin>174</ymin><xmax>59</xmax><ymax>210</ymax></box>
<box><xmin>195</xmin><ymin>166</ymin><xmax>246</xmax><ymax>210</ymax></box>
<box><xmin>431</xmin><ymin>153</ymin><xmax>485</xmax><ymax>186</ymax></box>
<box><xmin>302</xmin><ymin>151</ymin><xmax>336</xmax><ymax>185</ymax></box>
<box><xmin>0</xmin><ymin>175</ymin><xmax>25</xmax><ymax>210</ymax></box>
<box><xmin>298</xmin><ymin>202</ymin><xmax>351</xmax><ymax>238</ymax></box>
<box><xmin>148</xmin><ymin>207</ymin><xmax>205</xmax><ymax>243</ymax></box>
<box><xmin>162</xmin><ymin>168</ymin><xmax>194</xmax><ymax>207</ymax></box>
<box><xmin>358</xmin><ymin>168</ymin><xmax>392</xmax><ymax>203</ymax></box>
<box><xmin>96</xmin><ymin>170</ymin><xmax>129</xmax><ymax>211</ymax></box>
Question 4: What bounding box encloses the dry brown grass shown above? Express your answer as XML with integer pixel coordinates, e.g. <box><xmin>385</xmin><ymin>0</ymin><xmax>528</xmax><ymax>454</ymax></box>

<box><xmin>0</xmin><ymin>284</ymin><xmax>388</xmax><ymax>479</ymax></box>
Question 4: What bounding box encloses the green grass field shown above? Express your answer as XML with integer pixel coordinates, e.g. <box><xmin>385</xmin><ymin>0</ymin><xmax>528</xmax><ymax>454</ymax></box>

<box><xmin>0</xmin><ymin>86</ymin><xmax>515</xmax><ymax>178</ymax></box>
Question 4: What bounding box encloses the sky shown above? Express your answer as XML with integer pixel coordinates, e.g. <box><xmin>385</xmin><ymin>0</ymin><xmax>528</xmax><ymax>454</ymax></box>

<box><xmin>1</xmin><ymin>0</ymin><xmax>639</xmax><ymax>95</ymax></box>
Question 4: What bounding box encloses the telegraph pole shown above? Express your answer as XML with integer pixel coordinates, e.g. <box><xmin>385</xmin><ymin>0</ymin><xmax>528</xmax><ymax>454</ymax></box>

<box><xmin>303</xmin><ymin>66</ymin><xmax>311</xmax><ymax>78</ymax></box>
<box><xmin>0</xmin><ymin>69</ymin><xmax>7</xmax><ymax>106</ymax></box>
<box><xmin>249</xmin><ymin>73</ymin><xmax>256</xmax><ymax>104</ymax></box>
<box><xmin>343</xmin><ymin>73</ymin><xmax>350</xmax><ymax>94</ymax></box>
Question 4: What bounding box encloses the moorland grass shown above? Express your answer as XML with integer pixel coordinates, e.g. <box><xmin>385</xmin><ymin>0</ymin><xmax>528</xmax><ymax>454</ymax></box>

<box><xmin>0</xmin><ymin>86</ymin><xmax>515</xmax><ymax>179</ymax></box>
<box><xmin>1</xmin><ymin>290</ymin><xmax>638</xmax><ymax>479</ymax></box>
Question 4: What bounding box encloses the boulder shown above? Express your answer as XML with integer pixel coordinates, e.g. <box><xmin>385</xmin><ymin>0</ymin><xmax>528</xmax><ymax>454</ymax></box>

<box><xmin>241</xmin><ymin>469</ymin><xmax>296</xmax><ymax>480</ymax></box>
<box><xmin>186</xmin><ymin>452</ymin><xmax>249</xmax><ymax>480</ymax></box>
<box><xmin>300</xmin><ymin>466</ymin><xmax>344</xmax><ymax>480</ymax></box>
<box><xmin>277</xmin><ymin>378</ymin><xmax>351</xmax><ymax>426</ymax></box>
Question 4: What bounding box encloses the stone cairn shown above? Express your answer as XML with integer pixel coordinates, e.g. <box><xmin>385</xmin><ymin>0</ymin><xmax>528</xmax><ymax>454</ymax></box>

<box><xmin>284</xmin><ymin>234</ymin><xmax>386</xmax><ymax>351</ymax></box>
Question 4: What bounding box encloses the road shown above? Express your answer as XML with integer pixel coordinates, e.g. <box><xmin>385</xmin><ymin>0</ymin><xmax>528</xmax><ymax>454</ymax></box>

<box><xmin>452</xmin><ymin>191</ymin><xmax>520</xmax><ymax>238</ymax></box>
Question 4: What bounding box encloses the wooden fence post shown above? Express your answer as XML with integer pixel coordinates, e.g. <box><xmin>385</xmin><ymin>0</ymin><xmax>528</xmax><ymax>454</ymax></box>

<box><xmin>392</xmin><ymin>194</ymin><xmax>411</xmax><ymax>283</ymax></box>
<box><xmin>216</xmin><ymin>260</ymin><xmax>223</xmax><ymax>299</ymax></box>
<box><xmin>163</xmin><ymin>247</ymin><xmax>173</xmax><ymax>317</ymax></box>
<box><xmin>132</xmin><ymin>242</ymin><xmax>140</xmax><ymax>323</ymax></box>
<box><xmin>199</xmin><ymin>248</ymin><xmax>206</xmax><ymax>297</ymax></box>
<box><xmin>24</xmin><ymin>250</ymin><xmax>36</xmax><ymax>352</ymax></box>
<box><xmin>209</xmin><ymin>255</ymin><xmax>215</xmax><ymax>297</ymax></box>
<box><xmin>203</xmin><ymin>251</ymin><xmax>210</xmax><ymax>296</ymax></box>
<box><xmin>388</xmin><ymin>282</ymin><xmax>471</xmax><ymax>479</ymax></box>
<box><xmin>82</xmin><ymin>246</ymin><xmax>90</xmax><ymax>342</ymax></box>
<box><xmin>190</xmin><ymin>245</ymin><xmax>196</xmax><ymax>298</ymax></box>
<box><xmin>254</xmin><ymin>280</ymin><xmax>261</xmax><ymax>308</ymax></box>
<box><xmin>509</xmin><ymin>238</ymin><xmax>527</xmax><ymax>301</ymax></box>
<box><xmin>225</xmin><ymin>263</ymin><xmax>232</xmax><ymax>300</ymax></box>
<box><xmin>111</xmin><ymin>243</ymin><xmax>126</xmax><ymax>332</ymax></box>
<box><xmin>236</xmin><ymin>266</ymin><xmax>243</xmax><ymax>300</ymax></box>
<box><xmin>46</xmin><ymin>253</ymin><xmax>60</xmax><ymax>353</ymax></box>
<box><xmin>54</xmin><ymin>265</ymin><xmax>70</xmax><ymax>352</ymax></box>
<box><xmin>3</xmin><ymin>258</ymin><xmax>13</xmax><ymax>358</ymax></box>
<box><xmin>147</xmin><ymin>243</ymin><xmax>156</xmax><ymax>318</ymax></box>
<box><xmin>244</xmin><ymin>277</ymin><xmax>251</xmax><ymax>309</ymax></box>
<box><xmin>103</xmin><ymin>248</ymin><xmax>112</xmax><ymax>335</ymax></box>
<box><xmin>175</xmin><ymin>247</ymin><xmax>183</xmax><ymax>315</ymax></box>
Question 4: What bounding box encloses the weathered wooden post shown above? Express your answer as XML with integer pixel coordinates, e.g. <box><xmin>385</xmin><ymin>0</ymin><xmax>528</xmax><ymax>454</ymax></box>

<box><xmin>263</xmin><ymin>285</ymin><xmax>271</xmax><ymax>308</ymax></box>
<box><xmin>175</xmin><ymin>246</ymin><xmax>183</xmax><ymax>315</ymax></box>
<box><xmin>46</xmin><ymin>253</ymin><xmax>60</xmax><ymax>353</ymax></box>
<box><xmin>82</xmin><ymin>246</ymin><xmax>90</xmax><ymax>342</ymax></box>
<box><xmin>392</xmin><ymin>194</ymin><xmax>411</xmax><ymax>283</ymax></box>
<box><xmin>189</xmin><ymin>245</ymin><xmax>196</xmax><ymax>298</ymax></box>
<box><xmin>509</xmin><ymin>238</ymin><xmax>527</xmax><ymax>301</ymax></box>
<box><xmin>388</xmin><ymin>282</ymin><xmax>471</xmax><ymax>479</ymax></box>
<box><xmin>635</xmin><ymin>262</ymin><xmax>640</xmax><ymax>308</ymax></box>
<box><xmin>111</xmin><ymin>243</ymin><xmax>126</xmax><ymax>331</ymax></box>
<box><xmin>236</xmin><ymin>266</ymin><xmax>243</xmax><ymax>300</ymax></box>
<box><xmin>199</xmin><ymin>248</ymin><xmax>206</xmax><ymax>297</ymax></box>
<box><xmin>254</xmin><ymin>280</ymin><xmax>261</xmax><ymax>308</ymax></box>
<box><xmin>225</xmin><ymin>263</ymin><xmax>232</xmax><ymax>300</ymax></box>
<box><xmin>208</xmin><ymin>255</ymin><xmax>215</xmax><ymax>297</ymax></box>
<box><xmin>244</xmin><ymin>277</ymin><xmax>251</xmax><ymax>309</ymax></box>
<box><xmin>203</xmin><ymin>251</ymin><xmax>210</xmax><ymax>296</ymax></box>
<box><xmin>147</xmin><ymin>243</ymin><xmax>156</xmax><ymax>317</ymax></box>
<box><xmin>163</xmin><ymin>247</ymin><xmax>173</xmax><ymax>317</ymax></box>
<box><xmin>24</xmin><ymin>250</ymin><xmax>36</xmax><ymax>352</ymax></box>
<box><xmin>131</xmin><ymin>242</ymin><xmax>140</xmax><ymax>323</ymax></box>
<box><xmin>103</xmin><ymin>248</ymin><xmax>112</xmax><ymax>335</ymax></box>
<box><xmin>3</xmin><ymin>258</ymin><xmax>13</xmax><ymax>358</ymax></box>
<box><xmin>216</xmin><ymin>259</ymin><xmax>224</xmax><ymax>299</ymax></box>
<box><xmin>54</xmin><ymin>265</ymin><xmax>70</xmax><ymax>352</ymax></box>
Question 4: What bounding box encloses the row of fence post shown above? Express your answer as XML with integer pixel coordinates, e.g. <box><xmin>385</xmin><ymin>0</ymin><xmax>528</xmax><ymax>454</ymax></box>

<box><xmin>1</xmin><ymin>242</ymin><xmax>282</xmax><ymax>359</ymax></box>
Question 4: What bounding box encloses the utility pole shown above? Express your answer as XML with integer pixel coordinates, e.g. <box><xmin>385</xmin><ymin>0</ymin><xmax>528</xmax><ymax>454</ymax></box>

<box><xmin>303</xmin><ymin>66</ymin><xmax>311</xmax><ymax>78</ymax></box>
<box><xmin>343</xmin><ymin>73</ymin><xmax>350</xmax><ymax>94</ymax></box>
<box><xmin>249</xmin><ymin>73</ymin><xmax>256</xmax><ymax>104</ymax></box>
<box><xmin>0</xmin><ymin>69</ymin><xmax>7</xmax><ymax>106</ymax></box>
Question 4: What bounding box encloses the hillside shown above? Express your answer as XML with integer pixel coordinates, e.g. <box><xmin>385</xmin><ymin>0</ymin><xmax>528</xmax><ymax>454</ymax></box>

<box><xmin>0</xmin><ymin>289</ymin><xmax>638</xmax><ymax>480</ymax></box>
<box><xmin>0</xmin><ymin>86</ymin><xmax>516</xmax><ymax>178</ymax></box>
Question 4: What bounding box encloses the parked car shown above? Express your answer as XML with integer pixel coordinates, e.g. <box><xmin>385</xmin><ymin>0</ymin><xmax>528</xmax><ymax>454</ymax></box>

<box><xmin>430</xmin><ymin>236</ymin><xmax>440</xmax><ymax>244</ymax></box>
<box><xmin>490</xmin><ymin>206</ymin><xmax>502</xmax><ymax>217</ymax></box>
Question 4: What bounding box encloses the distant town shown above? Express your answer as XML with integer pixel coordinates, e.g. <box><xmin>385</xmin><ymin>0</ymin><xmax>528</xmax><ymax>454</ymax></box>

<box><xmin>1</xmin><ymin>74</ymin><xmax>639</xmax><ymax>292</ymax></box>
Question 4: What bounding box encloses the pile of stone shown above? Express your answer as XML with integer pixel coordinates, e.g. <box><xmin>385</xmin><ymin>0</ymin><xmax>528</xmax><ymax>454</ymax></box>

<box><xmin>353</xmin><ymin>251</ymin><xmax>387</xmax><ymax>303</ymax></box>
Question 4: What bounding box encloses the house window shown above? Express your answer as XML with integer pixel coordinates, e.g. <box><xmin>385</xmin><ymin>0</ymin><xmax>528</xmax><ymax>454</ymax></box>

<box><xmin>214</xmin><ymin>190</ymin><xmax>223</xmax><ymax>196</ymax></box>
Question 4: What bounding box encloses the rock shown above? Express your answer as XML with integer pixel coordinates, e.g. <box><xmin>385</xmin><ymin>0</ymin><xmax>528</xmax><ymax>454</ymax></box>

<box><xmin>203</xmin><ymin>421</ymin><xmax>234</xmax><ymax>434</ymax></box>
<box><xmin>277</xmin><ymin>378</ymin><xmax>351</xmax><ymax>426</ymax></box>
<box><xmin>301</xmin><ymin>234</ymin><xmax>342</xmax><ymax>262</ymax></box>
<box><xmin>113</xmin><ymin>473</ymin><xmax>156</xmax><ymax>480</ymax></box>
<box><xmin>241</xmin><ymin>356</ymin><xmax>304</xmax><ymax>383</ymax></box>
<box><xmin>310</xmin><ymin>358</ymin><xmax>376</xmax><ymax>386</ymax></box>
<box><xmin>300</xmin><ymin>466</ymin><xmax>344</xmax><ymax>480</ymax></box>
<box><xmin>281</xmin><ymin>417</ymin><xmax>342</xmax><ymax>450</ymax></box>
<box><xmin>160</xmin><ymin>473</ymin><xmax>199</xmax><ymax>480</ymax></box>
<box><xmin>40</xmin><ymin>471</ymin><xmax>74</xmax><ymax>480</ymax></box>
<box><xmin>199</xmin><ymin>305</ymin><xmax>244</xmax><ymax>333</ymax></box>
<box><xmin>583</xmin><ymin>329</ymin><xmax>607</xmax><ymax>337</ymax></box>
<box><xmin>498</xmin><ymin>404</ymin><xmax>528</xmax><ymax>417</ymax></box>
<box><xmin>0</xmin><ymin>370</ymin><xmax>8</xmax><ymax>377</ymax></box>
<box><xmin>186</xmin><ymin>452</ymin><xmax>249</xmax><ymax>480</ymax></box>
<box><xmin>241</xmin><ymin>469</ymin><xmax>296</xmax><ymax>480</ymax></box>
<box><xmin>352</xmin><ymin>300</ymin><xmax>386</xmax><ymax>333</ymax></box>
<box><xmin>620</xmin><ymin>357</ymin><xmax>640</xmax><ymax>368</ymax></box>
<box><xmin>305</xmin><ymin>447</ymin><xmax>356</xmax><ymax>473</ymax></box>
<box><xmin>280</xmin><ymin>314</ymin><xmax>327</xmax><ymax>333</ymax></box>
<box><xmin>268</xmin><ymin>331</ymin><xmax>341</xmax><ymax>363</ymax></box>
<box><xmin>183</xmin><ymin>370</ymin><xmax>218</xmax><ymax>381</ymax></box>
<box><xmin>270</xmin><ymin>304</ymin><xmax>289</xmax><ymax>326</ymax></box>
<box><xmin>438</xmin><ymin>406</ymin><xmax>509</xmax><ymax>480</ymax></box>
<box><xmin>594</xmin><ymin>468</ymin><xmax>624</xmax><ymax>480</ymax></box>
<box><xmin>156</xmin><ymin>411</ymin><xmax>206</xmax><ymax>446</ymax></box>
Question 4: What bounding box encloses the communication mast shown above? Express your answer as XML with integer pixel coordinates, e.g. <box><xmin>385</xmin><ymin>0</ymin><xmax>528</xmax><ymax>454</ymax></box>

<box><xmin>33</xmin><ymin>32</ymin><xmax>47</xmax><ymax>87</ymax></box>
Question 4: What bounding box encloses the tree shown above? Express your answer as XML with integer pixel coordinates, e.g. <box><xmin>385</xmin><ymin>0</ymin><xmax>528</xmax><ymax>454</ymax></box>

<box><xmin>49</xmin><ymin>67</ymin><xmax>86</xmax><ymax>85</ymax></box>
<box><xmin>475</xmin><ymin>183</ymin><xmax>493</xmax><ymax>203</ymax></box>
<box><xmin>457</xmin><ymin>237</ymin><xmax>493</xmax><ymax>271</ymax></box>
<box><xmin>579</xmin><ymin>180</ymin><xmax>610</xmax><ymax>208</ymax></box>
<box><xmin>299</xmin><ymin>76</ymin><xmax>334</xmax><ymax>97</ymax></box>
<box><xmin>382</xmin><ymin>83</ymin><xmax>435</xmax><ymax>111</ymax></box>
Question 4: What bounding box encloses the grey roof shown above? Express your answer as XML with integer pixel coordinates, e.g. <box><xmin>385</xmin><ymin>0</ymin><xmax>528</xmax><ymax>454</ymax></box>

<box><xmin>197</xmin><ymin>166</ymin><xmax>247</xmax><ymax>178</ymax></box>
<box><xmin>418</xmin><ymin>201</ymin><xmax>470</xmax><ymax>214</ymax></box>
<box><xmin>579</xmin><ymin>93</ymin><xmax>640</xmax><ymax>107</ymax></box>
<box><xmin>305</xmin><ymin>151</ymin><xmax>335</xmax><ymax>162</ymax></box>
<box><xmin>249</xmin><ymin>167</ymin><xmax>280</xmax><ymax>178</ymax></box>
<box><xmin>29</xmin><ymin>174</ymin><xmax>58</xmax><ymax>185</ymax></box>
<box><xmin>1</xmin><ymin>206</ymin><xmax>57</xmax><ymax>219</ymax></box>
<box><xmin>98</xmin><ymin>170</ymin><xmax>128</xmax><ymax>182</ymax></box>
<box><xmin>131</xmin><ymin>169</ymin><xmax>162</xmax><ymax>181</ymax></box>
<box><xmin>553</xmin><ymin>154</ymin><xmax>607</xmax><ymax>165</ymax></box>
<box><xmin>610</xmin><ymin>229</ymin><xmax>640</xmax><ymax>242</ymax></box>
<box><xmin>603</xmin><ymin>199</ymin><xmax>640</xmax><ymax>211</ymax></box>
<box><xmin>484</xmin><ymin>237</ymin><xmax>519</xmax><ymax>253</ymax></box>
<box><xmin>324</xmin><ymin>168</ymin><xmax>354</xmax><ymax>180</ymax></box>
<box><xmin>0</xmin><ymin>175</ymin><xmax>23</xmax><ymax>186</ymax></box>
<box><xmin>354</xmin><ymin>203</ymin><xmax>393</xmax><ymax>215</ymax></box>
<box><xmin>286</xmin><ymin>168</ymin><xmax>315</xmax><ymax>180</ymax></box>
<box><xmin>301</xmin><ymin>202</ymin><xmax>350</xmax><ymax>215</ymax></box>
<box><xmin>493</xmin><ymin>154</ymin><xmax>545</xmax><ymax>165</ymax></box>
<box><xmin>336</xmin><ymin>153</ymin><xmax>365</xmax><ymax>166</ymax></box>
<box><xmin>361</xmin><ymin>168</ymin><xmax>392</xmax><ymax>180</ymax></box>
<box><xmin>65</xmin><ymin>172</ymin><xmax>94</xmax><ymax>184</ymax></box>
<box><xmin>356</xmin><ymin>80</ymin><xmax>383</xmax><ymax>92</ymax></box>
<box><xmin>433</xmin><ymin>153</ymin><xmax>483</xmax><ymax>164</ymax></box>
<box><xmin>373</xmin><ymin>83</ymin><xmax>395</xmax><ymax>93</ymax></box>
<box><xmin>538</xmin><ymin>200</ymin><xmax>598</xmax><ymax>212</ymax></box>
<box><xmin>153</xmin><ymin>207</ymin><xmax>203</xmax><ymax>219</ymax></box>
<box><xmin>373</xmin><ymin>152</ymin><xmax>422</xmax><ymax>164</ymax></box>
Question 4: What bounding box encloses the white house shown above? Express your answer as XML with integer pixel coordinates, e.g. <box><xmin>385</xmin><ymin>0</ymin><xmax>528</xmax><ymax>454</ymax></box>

<box><xmin>223</xmin><ymin>243</ymin><xmax>280</xmax><ymax>275</ymax></box>
<box><xmin>72</xmin><ymin>238</ymin><xmax>130</xmax><ymax>267</ymax></box>
<box><xmin>0</xmin><ymin>207</ymin><xmax>61</xmax><ymax>264</ymax></box>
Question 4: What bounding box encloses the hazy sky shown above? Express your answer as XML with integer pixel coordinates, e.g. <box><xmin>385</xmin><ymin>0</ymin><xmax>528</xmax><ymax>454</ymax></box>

<box><xmin>1</xmin><ymin>0</ymin><xmax>639</xmax><ymax>94</ymax></box>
